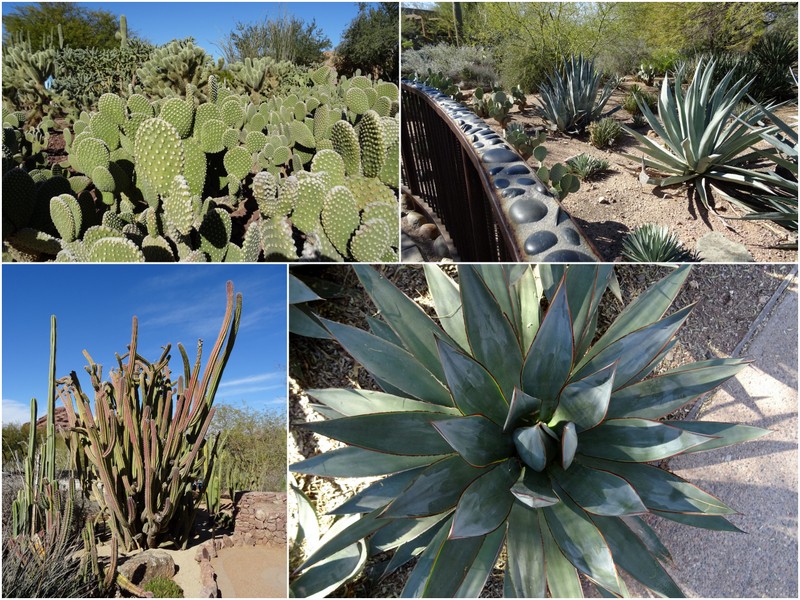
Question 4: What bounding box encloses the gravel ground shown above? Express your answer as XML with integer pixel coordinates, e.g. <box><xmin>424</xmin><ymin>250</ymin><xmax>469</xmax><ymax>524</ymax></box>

<box><xmin>288</xmin><ymin>263</ymin><xmax>794</xmax><ymax>597</ymax></box>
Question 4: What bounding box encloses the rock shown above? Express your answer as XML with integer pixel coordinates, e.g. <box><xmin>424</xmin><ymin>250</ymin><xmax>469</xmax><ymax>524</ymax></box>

<box><xmin>696</xmin><ymin>232</ymin><xmax>754</xmax><ymax>262</ymax></box>
<box><xmin>118</xmin><ymin>549</ymin><xmax>176</xmax><ymax>586</ymax></box>
<box><xmin>598</xmin><ymin>196</ymin><xmax>610</xmax><ymax>205</ymax></box>
<box><xmin>254</xmin><ymin>509</ymin><xmax>267</xmax><ymax>522</ymax></box>
<box><xmin>223</xmin><ymin>535</ymin><xmax>234</xmax><ymax>548</ymax></box>
<box><xmin>200</xmin><ymin>561</ymin><xmax>216</xmax><ymax>587</ymax></box>
<box><xmin>417</xmin><ymin>223</ymin><xmax>440</xmax><ymax>240</ymax></box>
<box><xmin>402</xmin><ymin>245</ymin><xmax>424</xmax><ymax>262</ymax></box>
<box><xmin>405</xmin><ymin>211</ymin><xmax>425</xmax><ymax>228</ymax></box>
<box><xmin>433</xmin><ymin>236</ymin><xmax>451</xmax><ymax>259</ymax></box>
<box><xmin>199</xmin><ymin>584</ymin><xmax>218</xmax><ymax>598</ymax></box>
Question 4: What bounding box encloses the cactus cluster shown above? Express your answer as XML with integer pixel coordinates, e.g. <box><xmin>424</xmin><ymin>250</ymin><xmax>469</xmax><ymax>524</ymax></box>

<box><xmin>472</xmin><ymin>86</ymin><xmax>514</xmax><ymax>127</ymax></box>
<box><xmin>3</xmin><ymin>63</ymin><xmax>400</xmax><ymax>262</ymax></box>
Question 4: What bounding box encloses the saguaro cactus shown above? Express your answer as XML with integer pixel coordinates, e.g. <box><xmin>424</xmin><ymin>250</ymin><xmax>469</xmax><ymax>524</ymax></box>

<box><xmin>58</xmin><ymin>282</ymin><xmax>243</xmax><ymax>550</ymax></box>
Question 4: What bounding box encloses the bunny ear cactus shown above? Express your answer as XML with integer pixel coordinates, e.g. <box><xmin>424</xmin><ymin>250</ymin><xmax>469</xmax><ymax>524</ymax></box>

<box><xmin>291</xmin><ymin>264</ymin><xmax>769</xmax><ymax>598</ymax></box>
<box><xmin>57</xmin><ymin>282</ymin><xmax>242</xmax><ymax>551</ymax></box>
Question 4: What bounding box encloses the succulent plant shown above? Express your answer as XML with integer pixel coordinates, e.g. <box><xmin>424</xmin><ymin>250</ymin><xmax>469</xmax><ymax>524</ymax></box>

<box><xmin>566</xmin><ymin>153</ymin><xmax>610</xmax><ymax>181</ymax></box>
<box><xmin>588</xmin><ymin>117</ymin><xmax>621</xmax><ymax>148</ymax></box>
<box><xmin>292</xmin><ymin>264</ymin><xmax>768</xmax><ymax>598</ymax></box>
<box><xmin>622</xmin><ymin>223</ymin><xmax>700</xmax><ymax>263</ymax></box>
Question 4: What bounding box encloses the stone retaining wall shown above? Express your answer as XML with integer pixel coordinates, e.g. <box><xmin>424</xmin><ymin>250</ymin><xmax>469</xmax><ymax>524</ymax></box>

<box><xmin>232</xmin><ymin>491</ymin><xmax>286</xmax><ymax>546</ymax></box>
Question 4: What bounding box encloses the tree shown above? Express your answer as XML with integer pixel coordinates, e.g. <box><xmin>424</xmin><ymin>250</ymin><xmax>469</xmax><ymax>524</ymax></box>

<box><xmin>217</xmin><ymin>14</ymin><xmax>330</xmax><ymax>66</ymax></box>
<box><xmin>335</xmin><ymin>2</ymin><xmax>399</xmax><ymax>82</ymax></box>
<box><xmin>2</xmin><ymin>2</ymin><xmax>123</xmax><ymax>50</ymax></box>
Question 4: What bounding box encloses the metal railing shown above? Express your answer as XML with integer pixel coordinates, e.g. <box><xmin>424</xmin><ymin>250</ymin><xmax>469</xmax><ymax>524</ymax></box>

<box><xmin>401</xmin><ymin>80</ymin><xmax>599</xmax><ymax>262</ymax></box>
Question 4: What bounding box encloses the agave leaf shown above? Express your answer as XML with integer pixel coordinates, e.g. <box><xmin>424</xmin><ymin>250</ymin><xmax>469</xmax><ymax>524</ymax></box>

<box><xmin>436</xmin><ymin>337</ymin><xmax>509</xmax><ymax>426</ymax></box>
<box><xmin>578</xmin><ymin>418</ymin><xmax>715</xmax><ymax>462</ymax></box>
<box><xmin>370</xmin><ymin>512</ymin><xmax>451</xmax><ymax>553</ymax></box>
<box><xmin>521</xmin><ymin>277</ymin><xmax>574</xmax><ymax>418</ymax></box>
<box><xmin>561</xmin><ymin>422</ymin><xmax>578</xmax><ymax>470</ymax></box>
<box><xmin>667</xmin><ymin>421</ymin><xmax>770</xmax><ymax>453</ymax></box>
<box><xmin>291</xmin><ymin>482</ymin><xmax>320</xmax><ymax>550</ymax></box>
<box><xmin>299</xmin><ymin>508</ymin><xmax>387</xmax><ymax>572</ymax></box>
<box><xmin>550</xmin><ymin>362</ymin><xmax>616</xmax><ymax>431</ymax></box>
<box><xmin>290</xmin><ymin>305</ymin><xmax>331</xmax><ymax>339</ymax></box>
<box><xmin>291</xmin><ymin>447</ymin><xmax>441</xmax><ymax>478</ymax></box>
<box><xmin>424</xmin><ymin>264</ymin><xmax>469</xmax><ymax>352</ymax></box>
<box><xmin>367</xmin><ymin>315</ymin><xmax>403</xmax><ymax>346</ymax></box>
<box><xmin>328</xmin><ymin>467</ymin><xmax>428</xmax><ymax>515</ymax></box>
<box><xmin>538</xmin><ymin>265</ymin><xmax>566</xmax><ymax>301</ymax></box>
<box><xmin>453</xmin><ymin>526</ymin><xmax>507</xmax><ymax>597</ymax></box>
<box><xmin>565</xmin><ymin>265</ymin><xmax>615</xmax><ymax>359</ymax></box>
<box><xmin>382</xmin><ymin>455</ymin><xmax>487</xmax><ymax>518</ymax></box>
<box><xmin>606</xmin><ymin>358</ymin><xmax>750</xmax><ymax>419</ymax></box>
<box><xmin>572</xmin><ymin>304</ymin><xmax>694</xmax><ymax>390</ymax></box>
<box><xmin>320</xmin><ymin>317</ymin><xmax>452</xmax><ymax>406</ymax></box>
<box><xmin>538</xmin><ymin>510</ymin><xmax>583</xmax><ymax>597</ymax></box>
<box><xmin>504</xmin><ymin>387</ymin><xmax>542</xmax><ymax>433</ymax></box>
<box><xmin>511</xmin><ymin>467</ymin><xmax>560</xmax><ymax>508</ymax></box>
<box><xmin>308</xmin><ymin>388</ymin><xmax>461</xmax><ymax>417</ymax></box>
<box><xmin>513</xmin><ymin>424</ymin><xmax>551</xmax><ymax>472</ymax></box>
<box><xmin>301</xmin><ymin>411</ymin><xmax>460</xmax><ymax>456</ymax></box>
<box><xmin>506</xmin><ymin>504</ymin><xmax>546</xmax><ymax>597</ymax></box>
<box><xmin>450</xmin><ymin>459</ymin><xmax>520</xmax><ymax>539</ymax></box>
<box><xmin>553</xmin><ymin>462</ymin><xmax>646</xmax><ymax>516</ymax></box>
<box><xmin>290</xmin><ymin>539</ymin><xmax>367</xmax><ymax>599</ymax></box>
<box><xmin>354</xmin><ymin>265</ymin><xmax>453</xmax><ymax>383</ymax></box>
<box><xmin>620</xmin><ymin>516</ymin><xmax>671</xmax><ymax>562</ymax></box>
<box><xmin>400</xmin><ymin>517</ymin><xmax>451</xmax><ymax>597</ymax></box>
<box><xmin>651</xmin><ymin>509</ymin><xmax>743</xmax><ymax>532</ymax></box>
<box><xmin>459</xmin><ymin>265</ymin><xmax>523</xmax><ymax>400</ymax></box>
<box><xmin>592</xmin><ymin>515</ymin><xmax>684</xmax><ymax>598</ymax></box>
<box><xmin>473</xmin><ymin>264</ymin><xmax>519</xmax><ymax>332</ymax></box>
<box><xmin>580</xmin><ymin>457</ymin><xmax>736</xmax><ymax>515</ymax></box>
<box><xmin>289</xmin><ymin>273</ymin><xmax>323</xmax><ymax>303</ymax></box>
<box><xmin>543</xmin><ymin>486</ymin><xmax>623</xmax><ymax>595</ymax></box>
<box><xmin>513</xmin><ymin>265</ymin><xmax>542</xmax><ymax>352</ymax></box>
<box><xmin>433</xmin><ymin>415</ymin><xmax>515</xmax><ymax>467</ymax></box>
<box><xmin>383</xmin><ymin>523</ymin><xmax>444</xmax><ymax>580</ymax></box>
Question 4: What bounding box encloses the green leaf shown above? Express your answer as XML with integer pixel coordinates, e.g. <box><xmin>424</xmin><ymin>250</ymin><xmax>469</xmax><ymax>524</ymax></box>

<box><xmin>433</xmin><ymin>415</ymin><xmax>515</xmax><ymax>467</ymax></box>
<box><xmin>521</xmin><ymin>277</ymin><xmax>574</xmax><ymax>418</ymax></box>
<box><xmin>543</xmin><ymin>487</ymin><xmax>623</xmax><ymax>595</ymax></box>
<box><xmin>459</xmin><ymin>265</ymin><xmax>523</xmax><ymax>400</ymax></box>
<box><xmin>367</xmin><ymin>315</ymin><xmax>403</xmax><ymax>346</ymax></box>
<box><xmin>578</xmin><ymin>418</ymin><xmax>715</xmax><ymax>462</ymax></box>
<box><xmin>289</xmin><ymin>273</ymin><xmax>323</xmax><ymax>303</ymax></box>
<box><xmin>328</xmin><ymin>467</ymin><xmax>428</xmax><ymax>515</ymax></box>
<box><xmin>454</xmin><ymin>527</ymin><xmax>506</xmax><ymax>596</ymax></box>
<box><xmin>513</xmin><ymin>265</ymin><xmax>542</xmax><ymax>353</ymax></box>
<box><xmin>667</xmin><ymin>421</ymin><xmax>770</xmax><ymax>453</ymax></box>
<box><xmin>400</xmin><ymin>518</ymin><xmax>452</xmax><ymax>597</ymax></box>
<box><xmin>652</xmin><ymin>509</ymin><xmax>743</xmax><ymax>532</ymax></box>
<box><xmin>290</xmin><ymin>304</ymin><xmax>330</xmax><ymax>339</ymax></box>
<box><xmin>301</xmin><ymin>411</ymin><xmax>459</xmax><ymax>456</ymax></box>
<box><xmin>591</xmin><ymin>515</ymin><xmax>684</xmax><ymax>598</ymax></box>
<box><xmin>504</xmin><ymin>387</ymin><xmax>542</xmax><ymax>433</ymax></box>
<box><xmin>450</xmin><ymin>460</ymin><xmax>520</xmax><ymax>538</ymax></box>
<box><xmin>299</xmin><ymin>508</ymin><xmax>387</xmax><ymax>571</ymax></box>
<box><xmin>421</xmin><ymin>533</ymin><xmax>488</xmax><ymax>597</ymax></box>
<box><xmin>551</xmin><ymin>362</ymin><xmax>616</xmax><ymax>433</ymax></box>
<box><xmin>423</xmin><ymin>264</ymin><xmax>468</xmax><ymax>352</ymax></box>
<box><xmin>321</xmin><ymin>317</ymin><xmax>452</xmax><ymax>406</ymax></box>
<box><xmin>355</xmin><ymin>265</ymin><xmax>453</xmax><ymax>382</ymax></box>
<box><xmin>506</xmin><ymin>504</ymin><xmax>546</xmax><ymax>598</ymax></box>
<box><xmin>511</xmin><ymin>467</ymin><xmax>560</xmax><ymax>509</ymax></box>
<box><xmin>291</xmin><ymin>483</ymin><xmax>319</xmax><ymax>550</ymax></box>
<box><xmin>383</xmin><ymin>523</ymin><xmax>444</xmax><ymax>579</ymax></box>
<box><xmin>573</xmin><ymin>304</ymin><xmax>694</xmax><ymax>389</ymax></box>
<box><xmin>620</xmin><ymin>516</ymin><xmax>671</xmax><ymax>561</ymax></box>
<box><xmin>513</xmin><ymin>424</ymin><xmax>551</xmax><ymax>472</ymax></box>
<box><xmin>308</xmin><ymin>389</ymin><xmax>460</xmax><ymax>417</ymax></box>
<box><xmin>580</xmin><ymin>457</ymin><xmax>736</xmax><ymax>515</ymax></box>
<box><xmin>538</xmin><ymin>510</ymin><xmax>583</xmax><ymax>598</ymax></box>
<box><xmin>435</xmin><ymin>337</ymin><xmax>509</xmax><ymax>426</ymax></box>
<box><xmin>291</xmin><ymin>447</ymin><xmax>440</xmax><ymax>478</ymax></box>
<box><xmin>473</xmin><ymin>264</ymin><xmax>519</xmax><ymax>332</ymax></box>
<box><xmin>370</xmin><ymin>512</ymin><xmax>451</xmax><ymax>553</ymax></box>
<box><xmin>553</xmin><ymin>462</ymin><xmax>647</xmax><ymax>516</ymax></box>
<box><xmin>290</xmin><ymin>539</ymin><xmax>367</xmax><ymax>599</ymax></box>
<box><xmin>383</xmin><ymin>455</ymin><xmax>487</xmax><ymax>518</ymax></box>
<box><xmin>561</xmin><ymin>422</ymin><xmax>577</xmax><ymax>470</ymax></box>
<box><xmin>565</xmin><ymin>265</ymin><xmax>615</xmax><ymax>359</ymax></box>
<box><xmin>606</xmin><ymin>358</ymin><xmax>751</xmax><ymax>419</ymax></box>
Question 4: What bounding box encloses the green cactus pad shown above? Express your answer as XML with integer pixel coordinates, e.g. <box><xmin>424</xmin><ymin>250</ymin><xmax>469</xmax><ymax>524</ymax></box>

<box><xmin>345</xmin><ymin>175</ymin><xmax>397</xmax><ymax>210</ymax></box>
<box><xmin>381</xmin><ymin>117</ymin><xmax>400</xmax><ymax>151</ymax></box>
<box><xmin>373</xmin><ymin>96</ymin><xmax>392</xmax><ymax>117</ymax></box>
<box><xmin>160</xmin><ymin>98</ymin><xmax>195</xmax><ymax>138</ymax></box>
<box><xmin>2</xmin><ymin>167</ymin><xmax>37</xmax><ymax>235</ymax></box>
<box><xmin>350</xmin><ymin>75</ymin><xmax>371</xmax><ymax>90</ymax></box>
<box><xmin>276</xmin><ymin>175</ymin><xmax>298</xmax><ymax>216</ymax></box>
<box><xmin>91</xmin><ymin>165</ymin><xmax>116</xmax><ymax>193</ymax></box>
<box><xmin>249</xmin><ymin>112</ymin><xmax>267</xmax><ymax>132</ymax></box>
<box><xmin>82</xmin><ymin>225</ymin><xmax>126</xmax><ymax>248</ymax></box>
<box><xmin>73</xmin><ymin>137</ymin><xmax>111</xmax><ymax>176</ymax></box>
<box><xmin>272</xmin><ymin>145</ymin><xmax>291</xmax><ymax>166</ymax></box>
<box><xmin>89</xmin><ymin>112</ymin><xmax>121</xmax><ymax>151</ymax></box>
<box><xmin>241</xmin><ymin>221</ymin><xmax>262</xmax><ymax>262</ymax></box>
<box><xmin>195</xmin><ymin>102</ymin><xmax>222</xmax><ymax>129</ymax></box>
<box><xmin>5</xmin><ymin>228</ymin><xmax>62</xmax><ymax>257</ymax></box>
<box><xmin>357</xmin><ymin>110</ymin><xmax>385</xmax><ymax>178</ymax></box>
<box><xmin>311</xmin><ymin>149</ymin><xmax>346</xmax><ymax>187</ymax></box>
<box><xmin>313</xmin><ymin>104</ymin><xmax>331</xmax><ymax>142</ymax></box>
<box><xmin>134</xmin><ymin>118</ymin><xmax>185</xmax><ymax>197</ymax></box>
<box><xmin>260</xmin><ymin>216</ymin><xmax>297</xmax><ymax>260</ymax></box>
<box><xmin>221</xmin><ymin>99</ymin><xmax>245</xmax><ymax>129</ymax></box>
<box><xmin>364</xmin><ymin>87</ymin><xmax>378</xmax><ymax>109</ymax></box>
<box><xmin>316</xmin><ymin>139</ymin><xmax>334</xmax><ymax>151</ymax></box>
<box><xmin>127</xmin><ymin>94</ymin><xmax>153</xmax><ymax>116</ymax></box>
<box><xmin>55</xmin><ymin>240</ymin><xmax>90</xmax><ymax>262</ymax></box>
<box><xmin>375</xmin><ymin>82</ymin><xmax>399</xmax><ymax>101</ymax></box>
<box><xmin>379</xmin><ymin>142</ymin><xmax>399</xmax><ymax>188</ymax></box>
<box><xmin>304</xmin><ymin>227</ymin><xmax>345</xmax><ymax>262</ymax></box>
<box><xmin>245</xmin><ymin>131</ymin><xmax>268</xmax><ymax>154</ymax></box>
<box><xmin>330</xmin><ymin>120</ymin><xmax>361</xmax><ymax>176</ymax></box>
<box><xmin>123</xmin><ymin>112</ymin><xmax>150</xmax><ymax>143</ymax></box>
<box><xmin>88</xmin><ymin>236</ymin><xmax>145</xmax><ymax>262</ymax></box>
<box><xmin>350</xmin><ymin>217</ymin><xmax>392</xmax><ymax>262</ymax></box>
<box><xmin>98</xmin><ymin>93</ymin><xmax>126</xmax><ymax>125</ymax></box>
<box><xmin>142</xmin><ymin>234</ymin><xmax>175</xmax><ymax>262</ymax></box>
<box><xmin>252</xmin><ymin>171</ymin><xmax>277</xmax><ymax>216</ymax></box>
<box><xmin>49</xmin><ymin>193</ymin><xmax>82</xmax><ymax>242</ymax></box>
<box><xmin>362</xmin><ymin>200</ymin><xmax>398</xmax><ymax>225</ymax></box>
<box><xmin>311</xmin><ymin>65</ymin><xmax>334</xmax><ymax>86</ymax></box>
<box><xmin>182</xmin><ymin>138</ymin><xmax>207</xmax><ymax>197</ymax></box>
<box><xmin>222</xmin><ymin>127</ymin><xmax>241</xmax><ymax>150</ymax></box>
<box><xmin>321</xmin><ymin>185</ymin><xmax>360</xmax><ymax>256</ymax></box>
<box><xmin>199</xmin><ymin>119</ymin><xmax>227</xmax><ymax>153</ymax></box>
<box><xmin>345</xmin><ymin>87</ymin><xmax>370</xmax><ymax>115</ymax></box>
<box><xmin>101</xmin><ymin>210</ymin><xmax>126</xmax><ymax>231</ymax></box>
<box><xmin>289</xmin><ymin>120</ymin><xmax>316</xmax><ymax>149</ymax></box>
<box><xmin>292</xmin><ymin>173</ymin><xmax>327</xmax><ymax>233</ymax></box>
<box><xmin>198</xmin><ymin>207</ymin><xmax>232</xmax><ymax>262</ymax></box>
<box><xmin>163</xmin><ymin>175</ymin><xmax>194</xmax><ymax>236</ymax></box>
<box><xmin>223</xmin><ymin>146</ymin><xmax>252</xmax><ymax>181</ymax></box>
<box><xmin>223</xmin><ymin>242</ymin><xmax>242</xmax><ymax>262</ymax></box>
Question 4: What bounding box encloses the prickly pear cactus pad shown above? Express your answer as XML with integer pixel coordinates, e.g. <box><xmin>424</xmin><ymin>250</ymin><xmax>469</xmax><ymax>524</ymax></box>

<box><xmin>4</xmin><ymin>59</ymin><xmax>399</xmax><ymax>262</ymax></box>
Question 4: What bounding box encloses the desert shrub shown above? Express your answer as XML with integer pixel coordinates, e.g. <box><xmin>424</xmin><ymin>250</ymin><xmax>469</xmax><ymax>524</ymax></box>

<box><xmin>143</xmin><ymin>577</ymin><xmax>184</xmax><ymax>598</ymax></box>
<box><xmin>622</xmin><ymin>89</ymin><xmax>656</xmax><ymax>116</ymax></box>
<box><xmin>335</xmin><ymin>3</ymin><xmax>399</xmax><ymax>82</ymax></box>
<box><xmin>401</xmin><ymin>43</ymin><xmax>496</xmax><ymax>88</ymax></box>
<box><xmin>588</xmin><ymin>117</ymin><xmax>621</xmax><ymax>148</ymax></box>
<box><xmin>622</xmin><ymin>224</ymin><xmax>699</xmax><ymax>262</ymax></box>
<box><xmin>566</xmin><ymin>153</ymin><xmax>610</xmax><ymax>180</ymax></box>
<box><xmin>217</xmin><ymin>14</ymin><xmax>330</xmax><ymax>66</ymax></box>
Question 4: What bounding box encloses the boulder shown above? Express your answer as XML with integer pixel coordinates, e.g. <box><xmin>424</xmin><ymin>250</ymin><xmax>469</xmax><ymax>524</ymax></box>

<box><xmin>118</xmin><ymin>549</ymin><xmax>176</xmax><ymax>586</ymax></box>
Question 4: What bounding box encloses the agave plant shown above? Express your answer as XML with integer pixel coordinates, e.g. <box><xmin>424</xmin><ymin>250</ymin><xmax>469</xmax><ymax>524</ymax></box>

<box><xmin>621</xmin><ymin>59</ymin><xmax>797</xmax><ymax>228</ymax></box>
<box><xmin>621</xmin><ymin>223</ymin><xmax>700</xmax><ymax>263</ymax></box>
<box><xmin>566</xmin><ymin>153</ymin><xmax>609</xmax><ymax>181</ymax></box>
<box><xmin>291</xmin><ymin>264</ymin><xmax>768</xmax><ymax>598</ymax></box>
<box><xmin>536</xmin><ymin>55</ymin><xmax>617</xmax><ymax>134</ymax></box>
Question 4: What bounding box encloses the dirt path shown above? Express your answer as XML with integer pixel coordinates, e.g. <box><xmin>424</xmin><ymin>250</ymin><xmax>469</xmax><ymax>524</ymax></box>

<box><xmin>160</xmin><ymin>547</ymin><xmax>203</xmax><ymax>598</ymax></box>
<box><xmin>211</xmin><ymin>545</ymin><xmax>287</xmax><ymax>598</ymax></box>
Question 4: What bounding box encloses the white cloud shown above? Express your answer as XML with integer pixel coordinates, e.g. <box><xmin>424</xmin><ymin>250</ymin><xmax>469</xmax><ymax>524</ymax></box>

<box><xmin>2</xmin><ymin>398</ymin><xmax>34</xmax><ymax>425</ymax></box>
<box><xmin>219</xmin><ymin>372</ymin><xmax>284</xmax><ymax>387</ymax></box>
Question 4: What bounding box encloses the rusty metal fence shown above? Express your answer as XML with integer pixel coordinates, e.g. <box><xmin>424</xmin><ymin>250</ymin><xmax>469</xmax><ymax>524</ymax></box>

<box><xmin>401</xmin><ymin>81</ymin><xmax>599</xmax><ymax>263</ymax></box>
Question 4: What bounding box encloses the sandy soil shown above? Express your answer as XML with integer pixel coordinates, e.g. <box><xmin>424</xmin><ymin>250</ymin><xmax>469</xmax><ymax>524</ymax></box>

<box><xmin>466</xmin><ymin>81</ymin><xmax>798</xmax><ymax>262</ymax></box>
<box><xmin>161</xmin><ymin>547</ymin><xmax>203</xmax><ymax>598</ymax></box>
<box><xmin>211</xmin><ymin>545</ymin><xmax>288</xmax><ymax>598</ymax></box>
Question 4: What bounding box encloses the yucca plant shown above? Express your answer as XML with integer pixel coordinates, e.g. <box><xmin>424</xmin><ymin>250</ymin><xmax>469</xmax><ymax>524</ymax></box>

<box><xmin>291</xmin><ymin>264</ymin><xmax>768</xmax><ymax>598</ymax></box>
<box><xmin>588</xmin><ymin>117</ymin><xmax>621</xmax><ymax>148</ymax></box>
<box><xmin>536</xmin><ymin>55</ymin><xmax>617</xmax><ymax>134</ymax></box>
<box><xmin>622</xmin><ymin>59</ymin><xmax>797</xmax><ymax>227</ymax></box>
<box><xmin>621</xmin><ymin>223</ymin><xmax>700</xmax><ymax>262</ymax></box>
<box><xmin>566</xmin><ymin>153</ymin><xmax>609</xmax><ymax>181</ymax></box>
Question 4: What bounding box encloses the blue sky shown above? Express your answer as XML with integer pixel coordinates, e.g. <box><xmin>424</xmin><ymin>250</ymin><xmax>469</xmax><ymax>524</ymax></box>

<box><xmin>1</xmin><ymin>1</ymin><xmax>376</xmax><ymax>60</ymax></box>
<box><xmin>2</xmin><ymin>265</ymin><xmax>287</xmax><ymax>425</ymax></box>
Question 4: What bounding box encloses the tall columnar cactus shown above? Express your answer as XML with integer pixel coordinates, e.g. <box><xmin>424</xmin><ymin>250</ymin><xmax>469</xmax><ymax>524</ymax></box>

<box><xmin>58</xmin><ymin>283</ymin><xmax>242</xmax><ymax>550</ymax></box>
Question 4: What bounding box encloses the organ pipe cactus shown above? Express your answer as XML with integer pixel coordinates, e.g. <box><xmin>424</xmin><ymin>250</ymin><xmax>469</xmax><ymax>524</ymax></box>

<box><xmin>58</xmin><ymin>282</ymin><xmax>242</xmax><ymax>550</ymax></box>
<box><xmin>292</xmin><ymin>264</ymin><xmax>769</xmax><ymax>598</ymax></box>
